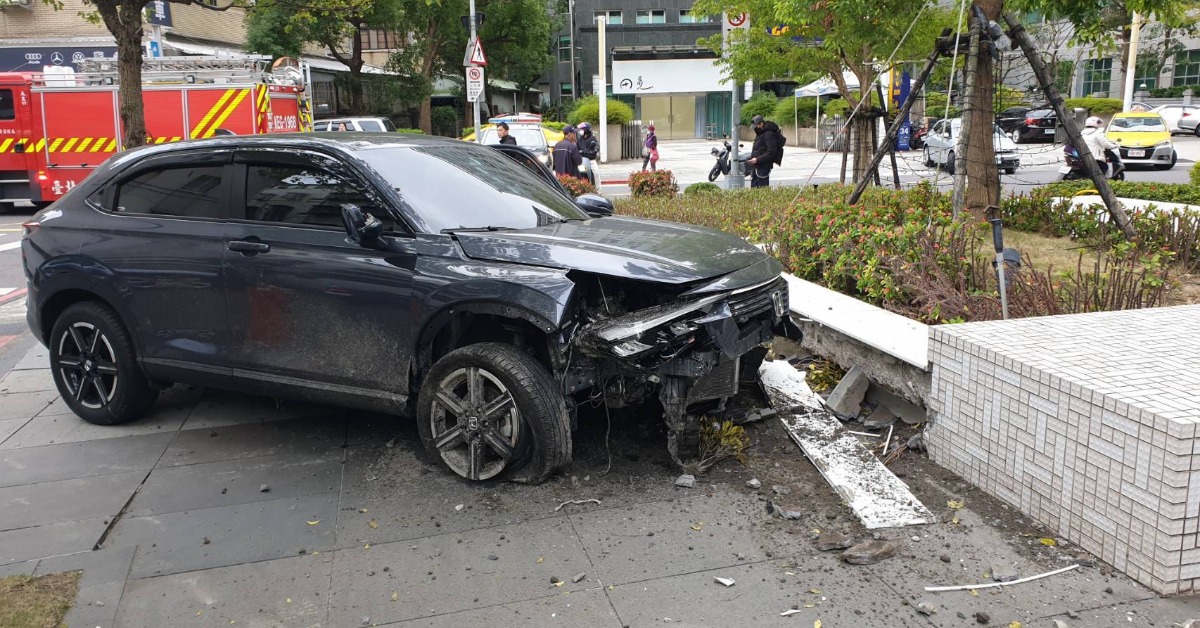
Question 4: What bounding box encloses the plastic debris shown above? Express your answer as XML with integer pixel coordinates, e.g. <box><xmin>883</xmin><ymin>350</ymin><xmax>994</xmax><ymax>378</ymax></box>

<box><xmin>454</xmin><ymin>504</ymin><xmax>464</xmax><ymax>512</ymax></box>
<box><xmin>947</xmin><ymin>500</ymin><xmax>964</xmax><ymax>509</ymax></box>
<box><xmin>714</xmin><ymin>576</ymin><xmax>735</xmax><ymax>587</ymax></box>
<box><xmin>572</xmin><ymin>572</ymin><xmax>586</xmax><ymax>583</ymax></box>
<box><xmin>924</xmin><ymin>564</ymin><xmax>1080</xmax><ymax>592</ymax></box>
<box><xmin>780</xmin><ymin>610</ymin><xmax>803</xmax><ymax>616</ymax></box>
<box><xmin>1039</xmin><ymin>538</ymin><xmax>1057</xmax><ymax>547</ymax></box>
<box><xmin>306</xmin><ymin>520</ymin><xmax>320</xmax><ymax>526</ymax></box>
<box><xmin>368</xmin><ymin>520</ymin><xmax>379</xmax><ymax>529</ymax></box>
<box><xmin>554</xmin><ymin>499</ymin><xmax>601</xmax><ymax>512</ymax></box>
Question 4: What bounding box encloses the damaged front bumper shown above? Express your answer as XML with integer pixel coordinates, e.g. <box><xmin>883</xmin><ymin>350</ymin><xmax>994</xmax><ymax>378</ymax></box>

<box><xmin>569</xmin><ymin>275</ymin><xmax>793</xmax><ymax>463</ymax></box>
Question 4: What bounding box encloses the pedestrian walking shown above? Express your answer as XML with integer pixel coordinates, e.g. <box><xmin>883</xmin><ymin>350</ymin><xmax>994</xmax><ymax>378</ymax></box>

<box><xmin>747</xmin><ymin>114</ymin><xmax>783</xmax><ymax>188</ymax></box>
<box><xmin>496</xmin><ymin>121</ymin><xmax>517</xmax><ymax>145</ymax></box>
<box><xmin>577</xmin><ymin>122</ymin><xmax>600</xmax><ymax>185</ymax></box>
<box><xmin>553</xmin><ymin>125</ymin><xmax>586</xmax><ymax>179</ymax></box>
<box><xmin>641</xmin><ymin>124</ymin><xmax>658</xmax><ymax>171</ymax></box>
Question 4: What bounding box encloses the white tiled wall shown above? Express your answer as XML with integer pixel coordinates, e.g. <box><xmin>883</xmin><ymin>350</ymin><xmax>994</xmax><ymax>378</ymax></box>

<box><xmin>926</xmin><ymin>305</ymin><xmax>1200</xmax><ymax>595</ymax></box>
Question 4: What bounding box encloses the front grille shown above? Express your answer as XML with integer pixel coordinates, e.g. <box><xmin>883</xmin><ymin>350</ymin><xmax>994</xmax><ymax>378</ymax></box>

<box><xmin>728</xmin><ymin>277</ymin><xmax>787</xmax><ymax>323</ymax></box>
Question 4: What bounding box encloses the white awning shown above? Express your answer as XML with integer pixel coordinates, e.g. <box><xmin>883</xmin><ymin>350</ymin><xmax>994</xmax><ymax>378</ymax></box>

<box><xmin>794</xmin><ymin>72</ymin><xmax>859</xmax><ymax>97</ymax></box>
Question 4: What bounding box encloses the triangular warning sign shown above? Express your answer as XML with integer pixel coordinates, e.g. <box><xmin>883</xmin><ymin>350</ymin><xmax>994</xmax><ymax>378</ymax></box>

<box><xmin>468</xmin><ymin>39</ymin><xmax>488</xmax><ymax>66</ymax></box>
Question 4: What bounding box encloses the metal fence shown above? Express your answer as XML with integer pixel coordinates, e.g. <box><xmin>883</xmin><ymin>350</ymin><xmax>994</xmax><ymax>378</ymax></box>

<box><xmin>621</xmin><ymin>122</ymin><xmax>645</xmax><ymax>161</ymax></box>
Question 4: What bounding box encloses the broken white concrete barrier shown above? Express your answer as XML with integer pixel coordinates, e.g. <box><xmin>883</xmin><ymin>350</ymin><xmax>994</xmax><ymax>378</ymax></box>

<box><xmin>758</xmin><ymin>360</ymin><xmax>934</xmax><ymax>529</ymax></box>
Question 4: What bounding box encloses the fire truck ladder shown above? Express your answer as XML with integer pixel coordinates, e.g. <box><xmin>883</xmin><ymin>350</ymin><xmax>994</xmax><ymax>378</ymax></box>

<box><xmin>70</xmin><ymin>55</ymin><xmax>276</xmax><ymax>86</ymax></box>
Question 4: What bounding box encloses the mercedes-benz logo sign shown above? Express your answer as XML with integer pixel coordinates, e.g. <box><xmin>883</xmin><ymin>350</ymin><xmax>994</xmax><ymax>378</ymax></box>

<box><xmin>50</xmin><ymin>52</ymin><xmax>64</xmax><ymax>65</ymax></box>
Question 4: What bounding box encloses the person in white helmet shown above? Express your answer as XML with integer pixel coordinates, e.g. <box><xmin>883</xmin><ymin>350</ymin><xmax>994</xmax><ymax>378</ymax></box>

<box><xmin>1081</xmin><ymin>115</ymin><xmax>1124</xmax><ymax>178</ymax></box>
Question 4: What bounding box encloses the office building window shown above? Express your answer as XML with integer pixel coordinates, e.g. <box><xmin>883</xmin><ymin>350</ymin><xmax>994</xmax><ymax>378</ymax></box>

<box><xmin>558</xmin><ymin>36</ymin><xmax>571</xmax><ymax>62</ymax></box>
<box><xmin>1134</xmin><ymin>65</ymin><xmax>1157</xmax><ymax>90</ymax></box>
<box><xmin>679</xmin><ymin>10</ymin><xmax>713</xmax><ymax>23</ymax></box>
<box><xmin>1081</xmin><ymin>58</ymin><xmax>1112</xmax><ymax>96</ymax></box>
<box><xmin>1174</xmin><ymin>50</ymin><xmax>1200</xmax><ymax>87</ymax></box>
<box><xmin>635</xmin><ymin>9</ymin><xmax>665</xmax><ymax>24</ymax></box>
<box><xmin>359</xmin><ymin>29</ymin><xmax>399</xmax><ymax>51</ymax></box>
<box><xmin>594</xmin><ymin>10</ymin><xmax>622</xmax><ymax>25</ymax></box>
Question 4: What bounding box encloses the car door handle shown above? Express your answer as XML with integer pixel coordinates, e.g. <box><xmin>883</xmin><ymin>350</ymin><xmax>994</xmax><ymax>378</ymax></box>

<box><xmin>227</xmin><ymin>239</ymin><xmax>270</xmax><ymax>255</ymax></box>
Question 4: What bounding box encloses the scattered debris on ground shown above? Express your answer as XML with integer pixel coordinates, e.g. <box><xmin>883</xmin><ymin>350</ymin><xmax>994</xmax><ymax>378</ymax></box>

<box><xmin>815</xmin><ymin>532</ymin><xmax>853</xmax><ymax>551</ymax></box>
<box><xmin>841</xmin><ymin>540</ymin><xmax>899</xmax><ymax>565</ymax></box>
<box><xmin>675</xmin><ymin>474</ymin><xmax>696</xmax><ymax>488</ymax></box>
<box><xmin>925</xmin><ymin>564</ymin><xmax>1080</xmax><ymax>592</ymax></box>
<box><xmin>745</xmin><ymin>478</ymin><xmax>762</xmax><ymax>490</ymax></box>
<box><xmin>553</xmin><ymin>499</ymin><xmax>601</xmax><ymax>512</ymax></box>
<box><xmin>826</xmin><ymin>365</ymin><xmax>870</xmax><ymax>417</ymax></box>
<box><xmin>713</xmin><ymin>576</ymin><xmax>735</xmax><ymax>587</ymax></box>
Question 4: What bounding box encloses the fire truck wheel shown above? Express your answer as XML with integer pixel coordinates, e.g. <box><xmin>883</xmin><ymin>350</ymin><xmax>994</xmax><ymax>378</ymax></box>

<box><xmin>49</xmin><ymin>302</ymin><xmax>159</xmax><ymax>425</ymax></box>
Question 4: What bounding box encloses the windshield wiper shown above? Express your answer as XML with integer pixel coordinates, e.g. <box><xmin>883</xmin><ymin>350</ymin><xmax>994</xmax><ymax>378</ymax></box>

<box><xmin>440</xmin><ymin>226</ymin><xmax>516</xmax><ymax>234</ymax></box>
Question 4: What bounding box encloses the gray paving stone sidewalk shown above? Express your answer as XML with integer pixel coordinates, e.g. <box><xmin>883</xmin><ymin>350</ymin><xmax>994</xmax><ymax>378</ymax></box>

<box><xmin>3</xmin><ymin>343</ymin><xmax>1200</xmax><ymax>627</ymax></box>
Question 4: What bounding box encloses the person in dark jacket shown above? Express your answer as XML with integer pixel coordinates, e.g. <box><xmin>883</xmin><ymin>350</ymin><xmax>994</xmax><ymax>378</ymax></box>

<box><xmin>641</xmin><ymin>124</ymin><xmax>658</xmax><ymax>171</ymax></box>
<box><xmin>576</xmin><ymin>122</ymin><xmax>600</xmax><ymax>185</ymax></box>
<box><xmin>747</xmin><ymin>114</ymin><xmax>783</xmax><ymax>188</ymax></box>
<box><xmin>553</xmin><ymin>125</ymin><xmax>585</xmax><ymax>179</ymax></box>
<box><xmin>496</xmin><ymin>121</ymin><xmax>517</xmax><ymax>145</ymax></box>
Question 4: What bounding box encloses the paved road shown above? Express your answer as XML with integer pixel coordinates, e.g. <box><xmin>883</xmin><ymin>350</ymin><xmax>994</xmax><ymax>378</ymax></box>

<box><xmin>0</xmin><ymin>205</ymin><xmax>37</xmax><ymax>376</ymax></box>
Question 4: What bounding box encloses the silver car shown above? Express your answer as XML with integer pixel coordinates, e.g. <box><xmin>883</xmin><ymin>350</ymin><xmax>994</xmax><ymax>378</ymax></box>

<box><xmin>922</xmin><ymin>119</ymin><xmax>1021</xmax><ymax>175</ymax></box>
<box><xmin>1150</xmin><ymin>104</ymin><xmax>1200</xmax><ymax>135</ymax></box>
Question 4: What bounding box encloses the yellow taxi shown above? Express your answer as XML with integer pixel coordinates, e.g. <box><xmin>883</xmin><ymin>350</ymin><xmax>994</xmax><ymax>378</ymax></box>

<box><xmin>1106</xmin><ymin>112</ymin><xmax>1177</xmax><ymax>170</ymax></box>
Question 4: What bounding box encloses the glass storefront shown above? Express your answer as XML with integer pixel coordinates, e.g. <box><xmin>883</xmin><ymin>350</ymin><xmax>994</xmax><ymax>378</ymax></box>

<box><xmin>636</xmin><ymin>93</ymin><xmax>732</xmax><ymax>139</ymax></box>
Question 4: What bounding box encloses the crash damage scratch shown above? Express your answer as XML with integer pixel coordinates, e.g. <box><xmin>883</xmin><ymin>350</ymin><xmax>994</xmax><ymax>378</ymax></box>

<box><xmin>758</xmin><ymin>360</ymin><xmax>934</xmax><ymax>529</ymax></box>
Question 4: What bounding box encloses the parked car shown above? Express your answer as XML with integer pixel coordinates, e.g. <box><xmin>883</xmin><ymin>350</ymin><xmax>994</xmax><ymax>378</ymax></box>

<box><xmin>477</xmin><ymin>123</ymin><xmax>555</xmax><ymax>169</ymax></box>
<box><xmin>923</xmin><ymin>118</ymin><xmax>1021</xmax><ymax>174</ymax></box>
<box><xmin>1151</xmin><ymin>104</ymin><xmax>1200</xmax><ymax>135</ymax></box>
<box><xmin>995</xmin><ymin>107</ymin><xmax>1057</xmax><ymax>143</ymax></box>
<box><xmin>21</xmin><ymin>133</ymin><xmax>788</xmax><ymax>483</ymax></box>
<box><xmin>1179</xmin><ymin>111</ymin><xmax>1200</xmax><ymax>136</ymax></box>
<box><xmin>312</xmin><ymin>117</ymin><xmax>398</xmax><ymax>132</ymax></box>
<box><xmin>1106</xmin><ymin>112</ymin><xmax>1177</xmax><ymax>170</ymax></box>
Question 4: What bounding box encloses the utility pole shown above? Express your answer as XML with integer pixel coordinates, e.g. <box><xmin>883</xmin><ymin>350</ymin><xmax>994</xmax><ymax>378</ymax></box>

<box><xmin>598</xmin><ymin>15</ymin><xmax>607</xmax><ymax>163</ymax></box>
<box><xmin>1003</xmin><ymin>13</ymin><xmax>1137</xmax><ymax>240</ymax></box>
<box><xmin>568</xmin><ymin>0</ymin><xmax>577</xmax><ymax>103</ymax></box>
<box><xmin>1122</xmin><ymin>11</ymin><xmax>1143</xmax><ymax>111</ymax></box>
<box><xmin>469</xmin><ymin>0</ymin><xmax>481</xmax><ymax>143</ymax></box>
<box><xmin>952</xmin><ymin>19</ymin><xmax>979</xmax><ymax>217</ymax></box>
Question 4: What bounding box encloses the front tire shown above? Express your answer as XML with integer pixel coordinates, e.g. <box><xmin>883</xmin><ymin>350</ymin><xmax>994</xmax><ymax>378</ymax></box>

<box><xmin>1156</xmin><ymin>151</ymin><xmax>1178</xmax><ymax>170</ymax></box>
<box><xmin>923</xmin><ymin>147</ymin><xmax>935</xmax><ymax>168</ymax></box>
<box><xmin>1004</xmin><ymin>167</ymin><xmax>1016</xmax><ymax>175</ymax></box>
<box><xmin>49</xmin><ymin>302</ymin><xmax>157</xmax><ymax>425</ymax></box>
<box><xmin>708</xmin><ymin>164</ymin><xmax>721</xmax><ymax>182</ymax></box>
<box><xmin>417</xmin><ymin>343</ymin><xmax>570</xmax><ymax>484</ymax></box>
<box><xmin>1009</xmin><ymin>129</ymin><xmax>1021</xmax><ymax>144</ymax></box>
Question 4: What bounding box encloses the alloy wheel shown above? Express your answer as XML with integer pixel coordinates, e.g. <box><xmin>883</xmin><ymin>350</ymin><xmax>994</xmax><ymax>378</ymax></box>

<box><xmin>429</xmin><ymin>366</ymin><xmax>521</xmax><ymax>481</ymax></box>
<box><xmin>56</xmin><ymin>322</ymin><xmax>119</xmax><ymax>410</ymax></box>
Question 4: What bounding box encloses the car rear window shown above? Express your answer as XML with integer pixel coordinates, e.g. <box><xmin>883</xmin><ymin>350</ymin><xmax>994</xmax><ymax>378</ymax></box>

<box><xmin>358</xmin><ymin>120</ymin><xmax>385</xmax><ymax>132</ymax></box>
<box><xmin>115</xmin><ymin>166</ymin><xmax>224</xmax><ymax>219</ymax></box>
<box><xmin>359</xmin><ymin>145</ymin><xmax>586</xmax><ymax>232</ymax></box>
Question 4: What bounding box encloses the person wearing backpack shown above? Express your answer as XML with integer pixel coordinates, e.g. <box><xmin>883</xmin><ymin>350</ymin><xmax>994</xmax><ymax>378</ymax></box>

<box><xmin>641</xmin><ymin>124</ymin><xmax>659</xmax><ymax>171</ymax></box>
<box><xmin>747</xmin><ymin>114</ymin><xmax>784</xmax><ymax>188</ymax></box>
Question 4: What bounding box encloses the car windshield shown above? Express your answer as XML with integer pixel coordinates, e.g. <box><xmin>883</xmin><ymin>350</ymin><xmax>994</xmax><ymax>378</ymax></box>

<box><xmin>480</xmin><ymin>128</ymin><xmax>545</xmax><ymax>148</ymax></box>
<box><xmin>1110</xmin><ymin>116</ymin><xmax>1166</xmax><ymax>132</ymax></box>
<box><xmin>358</xmin><ymin>145</ymin><xmax>587</xmax><ymax>232</ymax></box>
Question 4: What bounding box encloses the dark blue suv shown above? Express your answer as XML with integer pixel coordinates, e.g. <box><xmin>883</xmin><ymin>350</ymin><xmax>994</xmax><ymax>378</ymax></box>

<box><xmin>22</xmin><ymin>134</ymin><xmax>788</xmax><ymax>483</ymax></box>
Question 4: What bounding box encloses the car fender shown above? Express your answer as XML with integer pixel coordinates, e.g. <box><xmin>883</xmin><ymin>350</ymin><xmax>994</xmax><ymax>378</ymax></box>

<box><xmin>32</xmin><ymin>256</ymin><xmax>144</xmax><ymax>352</ymax></box>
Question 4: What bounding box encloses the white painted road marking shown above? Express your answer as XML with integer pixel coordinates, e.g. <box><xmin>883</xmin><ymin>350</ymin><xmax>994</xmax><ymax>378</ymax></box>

<box><xmin>0</xmin><ymin>298</ymin><xmax>26</xmax><ymax>325</ymax></box>
<box><xmin>0</xmin><ymin>241</ymin><xmax>21</xmax><ymax>252</ymax></box>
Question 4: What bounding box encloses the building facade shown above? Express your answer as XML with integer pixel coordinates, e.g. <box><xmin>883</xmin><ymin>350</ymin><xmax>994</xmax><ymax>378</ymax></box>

<box><xmin>548</xmin><ymin>0</ymin><xmax>729</xmax><ymax>139</ymax></box>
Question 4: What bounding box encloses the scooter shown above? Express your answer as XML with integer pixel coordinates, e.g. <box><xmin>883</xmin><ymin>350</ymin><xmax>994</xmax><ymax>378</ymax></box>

<box><xmin>909</xmin><ymin>126</ymin><xmax>929</xmax><ymax>150</ymax></box>
<box><xmin>1058</xmin><ymin>145</ymin><xmax>1125</xmax><ymax>181</ymax></box>
<box><xmin>708</xmin><ymin>140</ymin><xmax>744</xmax><ymax>182</ymax></box>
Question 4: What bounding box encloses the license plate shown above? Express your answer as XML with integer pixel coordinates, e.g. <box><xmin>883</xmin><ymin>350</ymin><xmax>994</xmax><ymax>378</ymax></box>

<box><xmin>1127</xmin><ymin>149</ymin><xmax>1145</xmax><ymax>158</ymax></box>
<box><xmin>1058</xmin><ymin>165</ymin><xmax>1072</xmax><ymax>174</ymax></box>
<box><xmin>1044</xmin><ymin>128</ymin><xmax>1055</xmax><ymax>134</ymax></box>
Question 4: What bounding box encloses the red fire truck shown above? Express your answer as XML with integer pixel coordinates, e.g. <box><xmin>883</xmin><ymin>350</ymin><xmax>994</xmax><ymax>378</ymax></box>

<box><xmin>0</xmin><ymin>55</ymin><xmax>312</xmax><ymax>208</ymax></box>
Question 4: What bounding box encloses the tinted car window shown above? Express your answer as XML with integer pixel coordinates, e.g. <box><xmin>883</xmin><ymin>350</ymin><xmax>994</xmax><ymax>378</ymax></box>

<box><xmin>381</xmin><ymin>119</ymin><xmax>397</xmax><ymax>132</ymax></box>
<box><xmin>359</xmin><ymin>120</ymin><xmax>385</xmax><ymax>132</ymax></box>
<box><xmin>479</xmin><ymin>128</ymin><xmax>546</xmax><ymax>148</ymax></box>
<box><xmin>244</xmin><ymin>162</ymin><xmax>380</xmax><ymax>228</ymax></box>
<box><xmin>0</xmin><ymin>89</ymin><xmax>13</xmax><ymax>120</ymax></box>
<box><xmin>116</xmin><ymin>166</ymin><xmax>224</xmax><ymax>219</ymax></box>
<box><xmin>359</xmin><ymin>145</ymin><xmax>587</xmax><ymax>232</ymax></box>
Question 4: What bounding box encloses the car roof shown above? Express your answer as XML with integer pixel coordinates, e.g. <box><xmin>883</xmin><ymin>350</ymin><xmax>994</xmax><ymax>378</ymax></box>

<box><xmin>112</xmin><ymin>133</ymin><xmax>466</xmax><ymax>163</ymax></box>
<box><xmin>318</xmin><ymin>117</ymin><xmax>387</xmax><ymax>122</ymax></box>
<box><xmin>1112</xmin><ymin>112</ymin><xmax>1164</xmax><ymax>119</ymax></box>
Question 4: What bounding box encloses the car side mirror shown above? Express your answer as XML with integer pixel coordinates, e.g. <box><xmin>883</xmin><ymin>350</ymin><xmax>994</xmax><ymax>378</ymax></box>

<box><xmin>574</xmin><ymin>193</ymin><xmax>613</xmax><ymax>218</ymax></box>
<box><xmin>341</xmin><ymin>203</ymin><xmax>384</xmax><ymax>248</ymax></box>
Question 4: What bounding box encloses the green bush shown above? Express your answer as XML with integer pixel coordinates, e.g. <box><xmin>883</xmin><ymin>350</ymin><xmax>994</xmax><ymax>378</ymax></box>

<box><xmin>543</xmin><ymin>121</ymin><xmax>568</xmax><ymax>132</ymax></box>
<box><xmin>773</xmin><ymin>97</ymin><xmax>820</xmax><ymax>128</ymax></box>
<box><xmin>740</xmin><ymin>91</ymin><xmax>778</xmax><ymax>126</ymax></box>
<box><xmin>394</xmin><ymin>128</ymin><xmax>424</xmax><ymax>134</ymax></box>
<box><xmin>1064</xmin><ymin>97</ymin><xmax>1123</xmax><ymax>115</ymax></box>
<box><xmin>1150</xmin><ymin>85</ymin><xmax>1197</xmax><ymax>98</ymax></box>
<box><xmin>1042</xmin><ymin>180</ymin><xmax>1200</xmax><ymax>206</ymax></box>
<box><xmin>1191</xmin><ymin>161</ymin><xmax>1200</xmax><ymax>187</ymax></box>
<box><xmin>628</xmin><ymin>169</ymin><xmax>679</xmax><ymax>198</ymax></box>
<box><xmin>995</xmin><ymin>86</ymin><xmax>1028</xmax><ymax>111</ymax></box>
<box><xmin>557</xmin><ymin>174</ymin><xmax>595</xmax><ymax>198</ymax></box>
<box><xmin>431</xmin><ymin>106</ymin><xmax>458</xmax><ymax>137</ymax></box>
<box><xmin>568</xmin><ymin>95</ymin><xmax>634</xmax><ymax>125</ymax></box>
<box><xmin>685</xmin><ymin>182</ymin><xmax>721</xmax><ymax>195</ymax></box>
<box><xmin>925</xmin><ymin>92</ymin><xmax>960</xmax><ymax>118</ymax></box>
<box><xmin>823</xmin><ymin>98</ymin><xmax>852</xmax><ymax>117</ymax></box>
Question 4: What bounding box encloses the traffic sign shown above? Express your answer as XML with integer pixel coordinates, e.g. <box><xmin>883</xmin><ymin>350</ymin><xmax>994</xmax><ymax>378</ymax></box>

<box><xmin>727</xmin><ymin>13</ymin><xmax>746</xmax><ymax>27</ymax></box>
<box><xmin>467</xmin><ymin>37</ymin><xmax>487</xmax><ymax>66</ymax></box>
<box><xmin>466</xmin><ymin>66</ymin><xmax>484</xmax><ymax>102</ymax></box>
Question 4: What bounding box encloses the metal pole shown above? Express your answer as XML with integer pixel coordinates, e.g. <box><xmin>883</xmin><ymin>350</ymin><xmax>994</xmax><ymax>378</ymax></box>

<box><xmin>1003</xmin><ymin>13</ymin><xmax>1137</xmax><ymax>240</ymax></box>
<box><xmin>568</xmin><ymin>0</ymin><xmax>576</xmax><ymax>105</ymax></box>
<box><xmin>987</xmin><ymin>207</ymin><xmax>1009</xmax><ymax>319</ymax></box>
<box><xmin>952</xmin><ymin>21</ymin><xmax>979</xmax><ymax>217</ymax></box>
<box><xmin>598</xmin><ymin>16</ymin><xmax>607</xmax><ymax>163</ymax></box>
<box><xmin>729</xmin><ymin>86</ymin><xmax>744</xmax><ymax>188</ymax></box>
<box><xmin>848</xmin><ymin>40</ymin><xmax>942</xmax><ymax>204</ymax></box>
<box><xmin>1122</xmin><ymin>11</ymin><xmax>1142</xmax><ymax>111</ymax></box>
<box><xmin>470</xmin><ymin>0</ymin><xmax>481</xmax><ymax>143</ymax></box>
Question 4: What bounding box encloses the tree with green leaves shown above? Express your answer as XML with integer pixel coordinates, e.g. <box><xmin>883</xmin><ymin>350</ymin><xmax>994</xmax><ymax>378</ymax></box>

<box><xmin>474</xmin><ymin>0</ymin><xmax>557</xmax><ymax>113</ymax></box>
<box><xmin>382</xmin><ymin>0</ymin><xmax>466</xmax><ymax>133</ymax></box>
<box><xmin>43</xmin><ymin>0</ymin><xmax>243</xmax><ymax>148</ymax></box>
<box><xmin>690</xmin><ymin>0</ymin><xmax>954</xmax><ymax>183</ymax></box>
<box><xmin>246</xmin><ymin>0</ymin><xmax>404</xmax><ymax>115</ymax></box>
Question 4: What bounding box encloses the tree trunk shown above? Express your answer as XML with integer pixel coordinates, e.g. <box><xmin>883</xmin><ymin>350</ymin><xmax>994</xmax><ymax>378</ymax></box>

<box><xmin>99</xmin><ymin>0</ymin><xmax>148</xmax><ymax>149</ymax></box>
<box><xmin>1116</xmin><ymin>24</ymin><xmax>1132</xmax><ymax>101</ymax></box>
<box><xmin>417</xmin><ymin>22</ymin><xmax>442</xmax><ymax>134</ymax></box>
<box><xmin>964</xmin><ymin>0</ymin><xmax>1003</xmax><ymax>220</ymax></box>
<box><xmin>848</xmin><ymin>68</ymin><xmax>875</xmax><ymax>184</ymax></box>
<box><xmin>349</xmin><ymin>23</ymin><xmax>365</xmax><ymax>114</ymax></box>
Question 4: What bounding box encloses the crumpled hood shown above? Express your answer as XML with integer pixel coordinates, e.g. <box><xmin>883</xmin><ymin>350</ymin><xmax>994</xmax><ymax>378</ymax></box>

<box><xmin>452</xmin><ymin>216</ymin><xmax>775</xmax><ymax>285</ymax></box>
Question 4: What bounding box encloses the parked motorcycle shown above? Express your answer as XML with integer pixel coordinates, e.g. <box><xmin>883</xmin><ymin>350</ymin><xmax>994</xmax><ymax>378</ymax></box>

<box><xmin>909</xmin><ymin>126</ymin><xmax>929</xmax><ymax>150</ymax></box>
<box><xmin>708</xmin><ymin>140</ymin><xmax>744</xmax><ymax>182</ymax></box>
<box><xmin>1058</xmin><ymin>145</ymin><xmax>1125</xmax><ymax>181</ymax></box>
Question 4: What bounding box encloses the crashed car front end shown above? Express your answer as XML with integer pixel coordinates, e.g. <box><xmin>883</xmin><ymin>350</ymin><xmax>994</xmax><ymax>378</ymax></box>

<box><xmin>561</xmin><ymin>265</ymin><xmax>791</xmax><ymax>464</ymax></box>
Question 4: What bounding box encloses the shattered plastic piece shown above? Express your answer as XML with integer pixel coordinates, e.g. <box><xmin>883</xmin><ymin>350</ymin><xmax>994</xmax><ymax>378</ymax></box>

<box><xmin>572</xmin><ymin>572</ymin><xmax>587</xmax><ymax>583</ymax></box>
<box><xmin>1039</xmin><ymin>538</ymin><xmax>1057</xmax><ymax>547</ymax></box>
<box><xmin>368</xmin><ymin>520</ymin><xmax>379</xmax><ymax>529</ymax></box>
<box><xmin>780</xmin><ymin>610</ymin><xmax>803</xmax><ymax>617</ymax></box>
<box><xmin>924</xmin><ymin>564</ymin><xmax>1080</xmax><ymax>592</ymax></box>
<box><xmin>391</xmin><ymin>592</ymin><xmax>398</xmax><ymax>602</ymax></box>
<box><xmin>947</xmin><ymin>500</ymin><xmax>965</xmax><ymax>510</ymax></box>
<box><xmin>690</xmin><ymin>522</ymin><xmax>704</xmax><ymax>531</ymax></box>
<box><xmin>815</xmin><ymin>620</ymin><xmax>823</xmax><ymax>628</ymax></box>
<box><xmin>554</xmin><ymin>499</ymin><xmax>601</xmax><ymax>512</ymax></box>
<box><xmin>808</xmin><ymin>588</ymin><xmax>822</xmax><ymax>594</ymax></box>
<box><xmin>536</xmin><ymin>556</ymin><xmax>544</xmax><ymax>563</ymax></box>
<box><xmin>306</xmin><ymin>520</ymin><xmax>320</xmax><ymax>526</ymax></box>
<box><xmin>914</xmin><ymin>601</ymin><xmax>937</xmax><ymax>615</ymax></box>
<box><xmin>455</xmin><ymin>504</ymin><xmax>465</xmax><ymax>512</ymax></box>
<box><xmin>714</xmin><ymin>576</ymin><xmax>735</xmax><ymax>587</ymax></box>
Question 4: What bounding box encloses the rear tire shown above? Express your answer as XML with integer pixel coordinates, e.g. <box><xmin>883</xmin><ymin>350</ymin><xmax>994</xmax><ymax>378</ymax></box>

<box><xmin>945</xmin><ymin>151</ymin><xmax>956</xmax><ymax>175</ymax></box>
<box><xmin>1004</xmin><ymin>167</ymin><xmax>1016</xmax><ymax>175</ymax></box>
<box><xmin>49</xmin><ymin>302</ymin><xmax>157</xmax><ymax>425</ymax></box>
<box><xmin>1194</xmin><ymin>126</ymin><xmax>1200</xmax><ymax>138</ymax></box>
<box><xmin>417</xmin><ymin>343</ymin><xmax>570</xmax><ymax>484</ymax></box>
